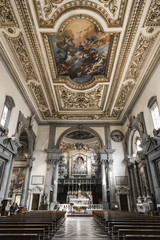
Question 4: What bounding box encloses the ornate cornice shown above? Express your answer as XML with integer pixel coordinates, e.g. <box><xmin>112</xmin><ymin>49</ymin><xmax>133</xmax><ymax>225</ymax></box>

<box><xmin>15</xmin><ymin>0</ymin><xmax>56</xmax><ymax>114</ymax></box>
<box><xmin>106</xmin><ymin>0</ymin><xmax>146</xmax><ymax>114</ymax></box>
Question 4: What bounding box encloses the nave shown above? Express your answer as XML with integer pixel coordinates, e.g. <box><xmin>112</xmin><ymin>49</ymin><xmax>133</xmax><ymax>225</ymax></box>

<box><xmin>52</xmin><ymin>216</ymin><xmax>109</xmax><ymax>240</ymax></box>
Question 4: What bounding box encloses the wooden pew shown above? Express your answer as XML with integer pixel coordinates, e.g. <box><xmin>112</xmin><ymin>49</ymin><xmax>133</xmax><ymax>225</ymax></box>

<box><xmin>118</xmin><ymin>229</ymin><xmax>160</xmax><ymax>240</ymax></box>
<box><xmin>0</xmin><ymin>233</ymin><xmax>39</xmax><ymax>240</ymax></box>
<box><xmin>125</xmin><ymin>235</ymin><xmax>160</xmax><ymax>240</ymax></box>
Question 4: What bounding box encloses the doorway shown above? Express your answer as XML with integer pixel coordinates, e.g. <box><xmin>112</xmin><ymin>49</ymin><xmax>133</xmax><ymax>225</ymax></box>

<box><xmin>120</xmin><ymin>194</ymin><xmax>128</xmax><ymax>211</ymax></box>
<box><xmin>31</xmin><ymin>194</ymin><xmax>40</xmax><ymax>210</ymax></box>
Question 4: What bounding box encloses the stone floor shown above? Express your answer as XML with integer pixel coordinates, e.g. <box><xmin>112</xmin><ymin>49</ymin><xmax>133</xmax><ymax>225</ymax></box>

<box><xmin>51</xmin><ymin>216</ymin><xmax>110</xmax><ymax>240</ymax></box>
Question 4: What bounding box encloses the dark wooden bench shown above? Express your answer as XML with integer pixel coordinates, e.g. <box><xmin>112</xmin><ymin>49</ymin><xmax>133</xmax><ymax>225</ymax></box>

<box><xmin>0</xmin><ymin>233</ymin><xmax>39</xmax><ymax>240</ymax></box>
<box><xmin>0</xmin><ymin>228</ymin><xmax>45</xmax><ymax>240</ymax></box>
<box><xmin>0</xmin><ymin>210</ymin><xmax>66</xmax><ymax>239</ymax></box>
<box><xmin>125</xmin><ymin>234</ymin><xmax>160</xmax><ymax>240</ymax></box>
<box><xmin>118</xmin><ymin>229</ymin><xmax>160</xmax><ymax>240</ymax></box>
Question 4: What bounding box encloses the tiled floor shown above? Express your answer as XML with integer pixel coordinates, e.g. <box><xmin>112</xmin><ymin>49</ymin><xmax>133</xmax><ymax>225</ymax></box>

<box><xmin>51</xmin><ymin>216</ymin><xmax>110</xmax><ymax>240</ymax></box>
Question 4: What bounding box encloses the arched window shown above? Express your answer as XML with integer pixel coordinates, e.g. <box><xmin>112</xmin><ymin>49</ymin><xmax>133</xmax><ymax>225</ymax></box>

<box><xmin>148</xmin><ymin>96</ymin><xmax>160</xmax><ymax>130</ymax></box>
<box><xmin>0</xmin><ymin>95</ymin><xmax>15</xmax><ymax>129</ymax></box>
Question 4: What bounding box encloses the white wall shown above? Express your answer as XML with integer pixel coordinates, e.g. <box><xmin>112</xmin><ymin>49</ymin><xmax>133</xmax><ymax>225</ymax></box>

<box><xmin>30</xmin><ymin>125</ymin><xmax>50</xmax><ymax>187</ymax></box>
<box><xmin>110</xmin><ymin>126</ymin><xmax>127</xmax><ymax>178</ymax></box>
<box><xmin>0</xmin><ymin>57</ymin><xmax>38</xmax><ymax>136</ymax></box>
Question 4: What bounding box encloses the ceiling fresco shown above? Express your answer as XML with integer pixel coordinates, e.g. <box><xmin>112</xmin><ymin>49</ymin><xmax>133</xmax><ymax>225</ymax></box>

<box><xmin>0</xmin><ymin>0</ymin><xmax>159</xmax><ymax>123</ymax></box>
<box><xmin>50</xmin><ymin>18</ymin><xmax>111</xmax><ymax>83</ymax></box>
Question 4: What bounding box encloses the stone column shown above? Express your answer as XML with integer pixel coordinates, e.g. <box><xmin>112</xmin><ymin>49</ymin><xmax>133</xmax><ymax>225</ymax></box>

<box><xmin>45</xmin><ymin>148</ymin><xmax>61</xmax><ymax>210</ymax></box>
<box><xmin>99</xmin><ymin>150</ymin><xmax>109</xmax><ymax>210</ymax></box>
<box><xmin>134</xmin><ymin>163</ymin><xmax>141</xmax><ymax>200</ymax></box>
<box><xmin>0</xmin><ymin>158</ymin><xmax>11</xmax><ymax>203</ymax></box>
<box><xmin>20</xmin><ymin>156</ymin><xmax>35</xmax><ymax>208</ymax></box>
<box><xmin>44</xmin><ymin>159</ymin><xmax>54</xmax><ymax>205</ymax></box>
<box><xmin>52</xmin><ymin>159</ymin><xmax>59</xmax><ymax>208</ymax></box>
<box><xmin>4</xmin><ymin>155</ymin><xmax>17</xmax><ymax>199</ymax></box>
<box><xmin>141</xmin><ymin>163</ymin><xmax>151</xmax><ymax>198</ymax></box>
<box><xmin>128</xmin><ymin>163</ymin><xmax>137</xmax><ymax>211</ymax></box>
<box><xmin>108</xmin><ymin>157</ymin><xmax>118</xmax><ymax>209</ymax></box>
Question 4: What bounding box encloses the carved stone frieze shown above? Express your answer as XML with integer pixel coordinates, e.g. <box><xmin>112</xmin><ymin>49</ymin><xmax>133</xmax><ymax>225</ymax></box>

<box><xmin>64</xmin><ymin>143</ymin><xmax>95</xmax><ymax>153</ymax></box>
<box><xmin>127</xmin><ymin>33</ymin><xmax>159</xmax><ymax>79</ymax></box>
<box><xmin>58</xmin><ymin>86</ymin><xmax>103</xmax><ymax>110</ymax></box>
<box><xmin>4</xmin><ymin>33</ymin><xmax>36</xmax><ymax>81</ymax></box>
<box><xmin>0</xmin><ymin>0</ymin><xmax>18</xmax><ymax>27</ymax></box>
<box><xmin>145</xmin><ymin>0</ymin><xmax>160</xmax><ymax>26</ymax></box>
<box><xmin>34</xmin><ymin>0</ymin><xmax>127</xmax><ymax>28</ymax></box>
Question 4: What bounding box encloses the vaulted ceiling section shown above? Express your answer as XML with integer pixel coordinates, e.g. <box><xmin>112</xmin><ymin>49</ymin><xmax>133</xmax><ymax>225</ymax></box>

<box><xmin>0</xmin><ymin>0</ymin><xmax>160</xmax><ymax>123</ymax></box>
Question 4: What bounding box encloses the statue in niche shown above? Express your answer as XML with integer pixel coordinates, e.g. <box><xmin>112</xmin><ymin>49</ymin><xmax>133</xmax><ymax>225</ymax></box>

<box><xmin>72</xmin><ymin>156</ymin><xmax>87</xmax><ymax>175</ymax></box>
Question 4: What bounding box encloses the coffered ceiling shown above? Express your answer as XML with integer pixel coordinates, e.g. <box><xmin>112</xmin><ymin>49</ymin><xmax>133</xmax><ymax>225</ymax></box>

<box><xmin>0</xmin><ymin>0</ymin><xmax>160</xmax><ymax>123</ymax></box>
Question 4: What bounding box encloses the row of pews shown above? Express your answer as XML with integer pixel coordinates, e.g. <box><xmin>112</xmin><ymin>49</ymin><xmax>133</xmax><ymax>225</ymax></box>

<box><xmin>0</xmin><ymin>210</ymin><xmax>66</xmax><ymax>240</ymax></box>
<box><xmin>93</xmin><ymin>210</ymin><xmax>160</xmax><ymax>240</ymax></box>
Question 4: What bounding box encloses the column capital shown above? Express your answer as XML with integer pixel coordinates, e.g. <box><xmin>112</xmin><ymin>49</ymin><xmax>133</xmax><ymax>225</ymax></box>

<box><xmin>108</xmin><ymin>158</ymin><xmax>114</xmax><ymax>165</ymax></box>
<box><xmin>45</xmin><ymin>148</ymin><xmax>62</xmax><ymax>164</ymax></box>
<box><xmin>26</xmin><ymin>156</ymin><xmax>35</xmax><ymax>167</ymax></box>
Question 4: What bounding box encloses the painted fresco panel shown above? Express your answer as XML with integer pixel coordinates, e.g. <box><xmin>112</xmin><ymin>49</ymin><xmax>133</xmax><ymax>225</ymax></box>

<box><xmin>8</xmin><ymin>167</ymin><xmax>26</xmax><ymax>197</ymax></box>
<box><xmin>50</xmin><ymin>19</ymin><xmax>111</xmax><ymax>83</ymax></box>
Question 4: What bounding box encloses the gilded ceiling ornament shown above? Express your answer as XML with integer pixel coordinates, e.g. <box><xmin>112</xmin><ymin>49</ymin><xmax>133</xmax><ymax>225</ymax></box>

<box><xmin>4</xmin><ymin>33</ymin><xmax>36</xmax><ymax>81</ymax></box>
<box><xmin>145</xmin><ymin>0</ymin><xmax>160</xmax><ymax>26</ymax></box>
<box><xmin>99</xmin><ymin>0</ymin><xmax>118</xmax><ymax>17</ymax></box>
<box><xmin>0</xmin><ymin>0</ymin><xmax>17</xmax><ymax>27</ymax></box>
<box><xmin>59</xmin><ymin>86</ymin><xmax>103</xmax><ymax>110</ymax></box>
<box><xmin>115</xmin><ymin>81</ymin><xmax>135</xmax><ymax>108</ymax></box>
<box><xmin>105</xmin><ymin>0</ymin><xmax>148</xmax><ymax>113</ymax></box>
<box><xmin>43</xmin><ymin>0</ymin><xmax>63</xmax><ymax>18</ymax></box>
<box><xmin>127</xmin><ymin>33</ymin><xmax>158</xmax><ymax>79</ymax></box>
<box><xmin>35</xmin><ymin>0</ymin><xmax>126</xmax><ymax>28</ymax></box>
<box><xmin>28</xmin><ymin>82</ymin><xmax>50</xmax><ymax>116</ymax></box>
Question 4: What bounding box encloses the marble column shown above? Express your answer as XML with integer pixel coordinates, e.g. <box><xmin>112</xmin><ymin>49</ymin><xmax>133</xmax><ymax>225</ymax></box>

<box><xmin>52</xmin><ymin>159</ymin><xmax>59</xmax><ymax>208</ymax></box>
<box><xmin>134</xmin><ymin>163</ymin><xmax>141</xmax><ymax>200</ymax></box>
<box><xmin>108</xmin><ymin>157</ymin><xmax>118</xmax><ymax>209</ymax></box>
<box><xmin>45</xmin><ymin>148</ymin><xmax>62</xmax><ymax>210</ymax></box>
<box><xmin>44</xmin><ymin>159</ymin><xmax>54</xmax><ymax>205</ymax></box>
<box><xmin>20</xmin><ymin>156</ymin><xmax>35</xmax><ymax>207</ymax></box>
<box><xmin>0</xmin><ymin>158</ymin><xmax>11</xmax><ymax>203</ymax></box>
<box><xmin>101</xmin><ymin>158</ymin><xmax>109</xmax><ymax>210</ymax></box>
<box><xmin>128</xmin><ymin>163</ymin><xmax>137</xmax><ymax>211</ymax></box>
<box><xmin>4</xmin><ymin>155</ymin><xmax>17</xmax><ymax>199</ymax></box>
<box><xmin>141</xmin><ymin>163</ymin><xmax>151</xmax><ymax>197</ymax></box>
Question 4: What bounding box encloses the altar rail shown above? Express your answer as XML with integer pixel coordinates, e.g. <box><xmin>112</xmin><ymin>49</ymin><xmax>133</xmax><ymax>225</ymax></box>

<box><xmin>58</xmin><ymin>204</ymin><xmax>103</xmax><ymax>212</ymax></box>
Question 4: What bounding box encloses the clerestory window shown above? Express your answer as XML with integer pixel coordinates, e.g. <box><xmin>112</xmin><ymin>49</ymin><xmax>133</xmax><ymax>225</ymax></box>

<box><xmin>148</xmin><ymin>96</ymin><xmax>160</xmax><ymax>130</ymax></box>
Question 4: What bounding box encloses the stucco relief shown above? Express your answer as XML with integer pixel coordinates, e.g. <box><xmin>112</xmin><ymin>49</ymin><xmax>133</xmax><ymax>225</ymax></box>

<box><xmin>35</xmin><ymin>0</ymin><xmax>127</xmax><ymax>28</ymax></box>
<box><xmin>0</xmin><ymin>0</ymin><xmax>18</xmax><ymax>27</ymax></box>
<box><xmin>4</xmin><ymin>33</ymin><xmax>36</xmax><ymax>81</ymax></box>
<box><xmin>127</xmin><ymin>33</ymin><xmax>159</xmax><ymax>79</ymax></box>
<box><xmin>58</xmin><ymin>86</ymin><xmax>103</xmax><ymax>110</ymax></box>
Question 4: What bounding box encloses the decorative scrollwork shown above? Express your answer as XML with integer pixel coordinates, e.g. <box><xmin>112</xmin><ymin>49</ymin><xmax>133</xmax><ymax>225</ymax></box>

<box><xmin>0</xmin><ymin>0</ymin><xmax>17</xmax><ymax>27</ymax></box>
<box><xmin>59</xmin><ymin>86</ymin><xmax>103</xmax><ymax>110</ymax></box>
<box><xmin>145</xmin><ymin>0</ymin><xmax>160</xmax><ymax>26</ymax></box>
<box><xmin>4</xmin><ymin>33</ymin><xmax>36</xmax><ymax>81</ymax></box>
<box><xmin>43</xmin><ymin>0</ymin><xmax>64</xmax><ymax>18</ymax></box>
<box><xmin>99</xmin><ymin>0</ymin><xmax>118</xmax><ymax>17</ymax></box>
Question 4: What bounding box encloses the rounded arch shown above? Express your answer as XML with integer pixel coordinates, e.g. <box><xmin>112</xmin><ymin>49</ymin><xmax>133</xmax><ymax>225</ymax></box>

<box><xmin>56</xmin><ymin>126</ymin><xmax>104</xmax><ymax>149</ymax></box>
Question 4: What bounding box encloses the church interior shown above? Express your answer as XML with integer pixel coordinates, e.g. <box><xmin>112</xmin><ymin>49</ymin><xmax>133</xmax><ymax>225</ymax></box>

<box><xmin>0</xmin><ymin>0</ymin><xmax>160</xmax><ymax>239</ymax></box>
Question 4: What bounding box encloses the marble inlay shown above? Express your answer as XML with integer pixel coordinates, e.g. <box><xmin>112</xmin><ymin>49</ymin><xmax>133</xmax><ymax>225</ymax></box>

<box><xmin>51</xmin><ymin>216</ymin><xmax>110</xmax><ymax>239</ymax></box>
